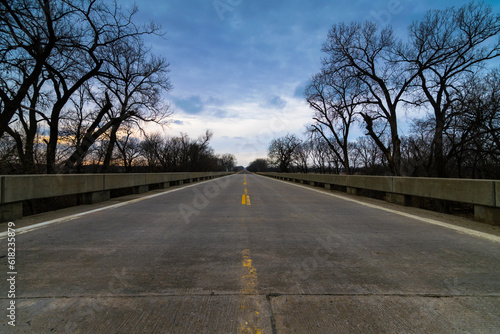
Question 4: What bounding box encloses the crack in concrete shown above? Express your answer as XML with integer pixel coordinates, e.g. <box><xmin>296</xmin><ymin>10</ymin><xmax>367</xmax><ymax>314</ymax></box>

<box><xmin>266</xmin><ymin>293</ymin><xmax>278</xmax><ymax>334</ymax></box>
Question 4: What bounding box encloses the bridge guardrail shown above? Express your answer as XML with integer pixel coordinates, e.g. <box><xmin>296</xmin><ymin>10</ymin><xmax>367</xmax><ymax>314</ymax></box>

<box><xmin>0</xmin><ymin>172</ymin><xmax>232</xmax><ymax>222</ymax></box>
<box><xmin>258</xmin><ymin>172</ymin><xmax>499</xmax><ymax>225</ymax></box>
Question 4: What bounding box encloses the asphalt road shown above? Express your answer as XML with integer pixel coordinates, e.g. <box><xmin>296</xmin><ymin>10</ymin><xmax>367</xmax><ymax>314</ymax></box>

<box><xmin>1</xmin><ymin>172</ymin><xmax>499</xmax><ymax>333</ymax></box>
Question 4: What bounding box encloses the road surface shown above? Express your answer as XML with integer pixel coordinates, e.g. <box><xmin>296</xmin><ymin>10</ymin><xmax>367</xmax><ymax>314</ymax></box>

<box><xmin>1</xmin><ymin>172</ymin><xmax>499</xmax><ymax>333</ymax></box>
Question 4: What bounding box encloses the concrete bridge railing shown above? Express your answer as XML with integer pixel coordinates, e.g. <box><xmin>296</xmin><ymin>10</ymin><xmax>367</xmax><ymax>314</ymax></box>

<box><xmin>0</xmin><ymin>172</ymin><xmax>232</xmax><ymax>222</ymax></box>
<box><xmin>258</xmin><ymin>172</ymin><xmax>500</xmax><ymax>225</ymax></box>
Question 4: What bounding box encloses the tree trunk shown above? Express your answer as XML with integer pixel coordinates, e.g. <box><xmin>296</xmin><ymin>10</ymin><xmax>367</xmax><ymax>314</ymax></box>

<box><xmin>361</xmin><ymin>113</ymin><xmax>399</xmax><ymax>175</ymax></box>
<box><xmin>46</xmin><ymin>100</ymin><xmax>64</xmax><ymax>174</ymax></box>
<box><xmin>100</xmin><ymin>122</ymin><xmax>120</xmax><ymax>173</ymax></box>
<box><xmin>61</xmin><ymin>95</ymin><xmax>114</xmax><ymax>173</ymax></box>
<box><xmin>433</xmin><ymin>114</ymin><xmax>446</xmax><ymax>177</ymax></box>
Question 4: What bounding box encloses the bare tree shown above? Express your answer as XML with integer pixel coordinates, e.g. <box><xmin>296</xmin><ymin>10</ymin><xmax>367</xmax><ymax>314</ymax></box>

<box><xmin>401</xmin><ymin>118</ymin><xmax>435</xmax><ymax>177</ymax></box>
<box><xmin>403</xmin><ymin>68</ymin><xmax>500</xmax><ymax>179</ymax></box>
<box><xmin>1</xmin><ymin>0</ymin><xmax>166</xmax><ymax>173</ymax></box>
<box><xmin>64</xmin><ymin>48</ymin><xmax>171</xmax><ymax>173</ymax></box>
<box><xmin>268</xmin><ymin>134</ymin><xmax>302</xmax><ymax>173</ymax></box>
<box><xmin>0</xmin><ymin>132</ymin><xmax>17</xmax><ymax>172</ymax></box>
<box><xmin>140</xmin><ymin>132</ymin><xmax>163</xmax><ymax>171</ymax></box>
<box><xmin>353</xmin><ymin>136</ymin><xmax>387</xmax><ymax>175</ymax></box>
<box><xmin>0</xmin><ymin>0</ymin><xmax>62</xmax><ymax>138</ymax></box>
<box><xmin>309</xmin><ymin>136</ymin><xmax>337</xmax><ymax>174</ymax></box>
<box><xmin>307</xmin><ymin>1</ymin><xmax>500</xmax><ymax>179</ymax></box>
<box><xmin>187</xmin><ymin>130</ymin><xmax>215</xmax><ymax>171</ymax></box>
<box><xmin>247</xmin><ymin>158</ymin><xmax>268</xmax><ymax>172</ymax></box>
<box><xmin>87</xmin><ymin>38</ymin><xmax>172</xmax><ymax>173</ymax></box>
<box><xmin>139</xmin><ymin>130</ymin><xmax>220</xmax><ymax>172</ymax></box>
<box><xmin>321</xmin><ymin>21</ymin><xmax>419</xmax><ymax>175</ymax></box>
<box><xmin>44</xmin><ymin>1</ymin><xmax>162</xmax><ymax>173</ymax></box>
<box><xmin>218</xmin><ymin>153</ymin><xmax>236</xmax><ymax>171</ymax></box>
<box><xmin>306</xmin><ymin>67</ymin><xmax>361</xmax><ymax>174</ymax></box>
<box><xmin>115</xmin><ymin>128</ymin><xmax>142</xmax><ymax>172</ymax></box>
<box><xmin>292</xmin><ymin>140</ymin><xmax>312</xmax><ymax>173</ymax></box>
<box><xmin>450</xmin><ymin>69</ymin><xmax>500</xmax><ymax>178</ymax></box>
<box><xmin>405</xmin><ymin>1</ymin><xmax>500</xmax><ymax>177</ymax></box>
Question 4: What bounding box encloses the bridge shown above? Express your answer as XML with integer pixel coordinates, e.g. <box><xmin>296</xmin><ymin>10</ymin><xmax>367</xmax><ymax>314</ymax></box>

<box><xmin>1</xmin><ymin>172</ymin><xmax>499</xmax><ymax>332</ymax></box>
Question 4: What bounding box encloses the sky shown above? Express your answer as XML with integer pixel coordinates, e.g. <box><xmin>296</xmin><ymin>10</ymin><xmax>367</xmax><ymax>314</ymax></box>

<box><xmin>122</xmin><ymin>0</ymin><xmax>500</xmax><ymax>167</ymax></box>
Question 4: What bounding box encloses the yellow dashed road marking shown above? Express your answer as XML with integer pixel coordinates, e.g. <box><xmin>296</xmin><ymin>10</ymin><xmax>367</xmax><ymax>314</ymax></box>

<box><xmin>241</xmin><ymin>180</ymin><xmax>251</xmax><ymax>205</ymax></box>
<box><xmin>239</xmin><ymin>249</ymin><xmax>261</xmax><ymax>334</ymax></box>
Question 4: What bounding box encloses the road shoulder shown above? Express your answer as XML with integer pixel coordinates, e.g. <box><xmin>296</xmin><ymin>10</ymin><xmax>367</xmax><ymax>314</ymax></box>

<box><xmin>260</xmin><ymin>174</ymin><xmax>500</xmax><ymax>241</ymax></box>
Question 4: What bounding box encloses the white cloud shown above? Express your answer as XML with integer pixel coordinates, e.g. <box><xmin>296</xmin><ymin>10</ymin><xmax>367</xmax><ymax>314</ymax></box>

<box><xmin>148</xmin><ymin>95</ymin><xmax>311</xmax><ymax>166</ymax></box>
<box><xmin>137</xmin><ymin>0</ymin><xmax>500</xmax><ymax>167</ymax></box>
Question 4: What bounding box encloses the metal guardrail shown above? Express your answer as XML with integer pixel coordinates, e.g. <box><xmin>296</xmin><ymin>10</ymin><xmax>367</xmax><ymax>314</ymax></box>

<box><xmin>258</xmin><ymin>172</ymin><xmax>500</xmax><ymax>225</ymax></box>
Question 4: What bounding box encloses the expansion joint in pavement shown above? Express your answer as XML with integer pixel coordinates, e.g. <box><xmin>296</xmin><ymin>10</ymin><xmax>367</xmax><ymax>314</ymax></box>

<box><xmin>5</xmin><ymin>292</ymin><xmax>500</xmax><ymax>300</ymax></box>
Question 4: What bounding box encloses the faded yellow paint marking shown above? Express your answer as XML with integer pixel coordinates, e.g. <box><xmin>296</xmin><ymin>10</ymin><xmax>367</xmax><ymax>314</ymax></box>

<box><xmin>239</xmin><ymin>324</ymin><xmax>261</xmax><ymax>334</ymax></box>
<box><xmin>241</xmin><ymin>253</ymin><xmax>256</xmax><ymax>294</ymax></box>
<box><xmin>239</xmin><ymin>249</ymin><xmax>261</xmax><ymax>334</ymax></box>
<box><xmin>242</xmin><ymin>188</ymin><xmax>250</xmax><ymax>205</ymax></box>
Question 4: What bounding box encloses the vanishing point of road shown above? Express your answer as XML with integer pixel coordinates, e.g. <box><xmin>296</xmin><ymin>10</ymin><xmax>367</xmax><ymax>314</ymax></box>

<box><xmin>1</xmin><ymin>172</ymin><xmax>499</xmax><ymax>333</ymax></box>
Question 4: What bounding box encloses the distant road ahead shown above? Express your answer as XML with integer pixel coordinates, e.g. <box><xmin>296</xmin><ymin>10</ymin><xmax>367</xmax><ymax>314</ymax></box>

<box><xmin>1</xmin><ymin>172</ymin><xmax>499</xmax><ymax>333</ymax></box>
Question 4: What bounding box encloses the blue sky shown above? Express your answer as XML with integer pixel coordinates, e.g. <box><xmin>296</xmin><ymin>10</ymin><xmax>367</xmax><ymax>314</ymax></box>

<box><xmin>123</xmin><ymin>0</ymin><xmax>500</xmax><ymax>166</ymax></box>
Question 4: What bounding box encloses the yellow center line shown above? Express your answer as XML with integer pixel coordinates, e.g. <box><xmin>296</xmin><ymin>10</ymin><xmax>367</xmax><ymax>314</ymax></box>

<box><xmin>239</xmin><ymin>249</ymin><xmax>261</xmax><ymax>334</ymax></box>
<box><xmin>241</xmin><ymin>180</ymin><xmax>250</xmax><ymax>205</ymax></box>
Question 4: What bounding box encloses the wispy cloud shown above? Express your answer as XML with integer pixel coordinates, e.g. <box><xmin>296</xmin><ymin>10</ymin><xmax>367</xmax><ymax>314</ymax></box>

<box><xmin>172</xmin><ymin>95</ymin><xmax>204</xmax><ymax>115</ymax></box>
<box><xmin>134</xmin><ymin>0</ymin><xmax>500</xmax><ymax>166</ymax></box>
<box><xmin>263</xmin><ymin>96</ymin><xmax>287</xmax><ymax>109</ymax></box>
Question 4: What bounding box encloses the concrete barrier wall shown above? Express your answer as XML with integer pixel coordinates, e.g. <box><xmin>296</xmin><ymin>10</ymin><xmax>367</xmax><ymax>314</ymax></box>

<box><xmin>103</xmin><ymin>174</ymin><xmax>147</xmax><ymax>190</ymax></box>
<box><xmin>0</xmin><ymin>172</ymin><xmax>230</xmax><ymax>204</ymax></box>
<box><xmin>3</xmin><ymin>174</ymin><xmax>105</xmax><ymax>203</ymax></box>
<box><xmin>145</xmin><ymin>173</ymin><xmax>173</xmax><ymax>184</ymax></box>
<box><xmin>259</xmin><ymin>172</ymin><xmax>500</xmax><ymax>225</ymax></box>
<box><xmin>0</xmin><ymin>172</ymin><xmax>232</xmax><ymax>221</ymax></box>
<box><xmin>497</xmin><ymin>181</ymin><xmax>500</xmax><ymax>207</ymax></box>
<box><xmin>347</xmin><ymin>175</ymin><xmax>393</xmax><ymax>193</ymax></box>
<box><xmin>392</xmin><ymin>177</ymin><xmax>496</xmax><ymax>207</ymax></box>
